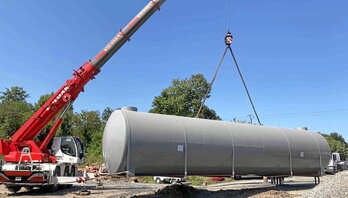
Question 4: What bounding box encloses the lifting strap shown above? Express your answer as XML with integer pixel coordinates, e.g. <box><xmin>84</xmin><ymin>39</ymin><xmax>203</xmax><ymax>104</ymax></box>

<box><xmin>196</xmin><ymin>46</ymin><xmax>229</xmax><ymax>118</ymax></box>
<box><xmin>196</xmin><ymin>31</ymin><xmax>262</xmax><ymax>125</ymax></box>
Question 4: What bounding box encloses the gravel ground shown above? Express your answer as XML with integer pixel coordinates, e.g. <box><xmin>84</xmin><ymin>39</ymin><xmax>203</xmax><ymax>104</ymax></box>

<box><xmin>0</xmin><ymin>181</ymin><xmax>164</xmax><ymax>198</ymax></box>
<box><xmin>0</xmin><ymin>174</ymin><xmax>339</xmax><ymax>198</ymax></box>
<box><xmin>134</xmin><ymin>175</ymin><xmax>333</xmax><ymax>198</ymax></box>
<box><xmin>300</xmin><ymin>170</ymin><xmax>348</xmax><ymax>198</ymax></box>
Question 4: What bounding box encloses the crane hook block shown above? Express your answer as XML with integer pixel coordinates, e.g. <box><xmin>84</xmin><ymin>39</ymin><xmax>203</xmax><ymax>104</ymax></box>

<box><xmin>225</xmin><ymin>31</ymin><xmax>233</xmax><ymax>46</ymax></box>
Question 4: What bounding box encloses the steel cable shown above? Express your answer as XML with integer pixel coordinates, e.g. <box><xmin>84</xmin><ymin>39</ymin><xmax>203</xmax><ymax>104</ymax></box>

<box><xmin>228</xmin><ymin>46</ymin><xmax>262</xmax><ymax>125</ymax></box>
<box><xmin>196</xmin><ymin>46</ymin><xmax>229</xmax><ymax>118</ymax></box>
<box><xmin>196</xmin><ymin>44</ymin><xmax>262</xmax><ymax>125</ymax></box>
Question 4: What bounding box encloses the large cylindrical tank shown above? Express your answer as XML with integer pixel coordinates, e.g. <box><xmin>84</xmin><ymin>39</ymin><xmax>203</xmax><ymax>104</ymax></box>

<box><xmin>103</xmin><ymin>110</ymin><xmax>330</xmax><ymax>177</ymax></box>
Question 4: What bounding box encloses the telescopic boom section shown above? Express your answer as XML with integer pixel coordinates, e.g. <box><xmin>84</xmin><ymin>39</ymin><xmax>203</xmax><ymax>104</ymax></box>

<box><xmin>0</xmin><ymin>0</ymin><xmax>165</xmax><ymax>162</ymax></box>
<box><xmin>92</xmin><ymin>0</ymin><xmax>165</xmax><ymax>69</ymax></box>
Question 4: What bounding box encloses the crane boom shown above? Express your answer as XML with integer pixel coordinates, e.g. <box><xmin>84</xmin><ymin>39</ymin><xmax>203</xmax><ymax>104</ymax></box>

<box><xmin>0</xmin><ymin>0</ymin><xmax>165</xmax><ymax>163</ymax></box>
<box><xmin>92</xmin><ymin>0</ymin><xmax>165</xmax><ymax>69</ymax></box>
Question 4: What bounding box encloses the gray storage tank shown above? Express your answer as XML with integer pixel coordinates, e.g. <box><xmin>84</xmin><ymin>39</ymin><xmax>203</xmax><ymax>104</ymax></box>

<box><xmin>103</xmin><ymin>110</ymin><xmax>330</xmax><ymax>177</ymax></box>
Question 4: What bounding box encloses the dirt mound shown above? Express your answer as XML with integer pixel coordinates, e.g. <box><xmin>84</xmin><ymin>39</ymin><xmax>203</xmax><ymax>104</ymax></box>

<box><xmin>132</xmin><ymin>184</ymin><xmax>296</xmax><ymax>198</ymax></box>
<box><xmin>132</xmin><ymin>184</ymin><xmax>246</xmax><ymax>198</ymax></box>
<box><xmin>156</xmin><ymin>185</ymin><xmax>201</xmax><ymax>197</ymax></box>
<box><xmin>132</xmin><ymin>184</ymin><xmax>204</xmax><ymax>198</ymax></box>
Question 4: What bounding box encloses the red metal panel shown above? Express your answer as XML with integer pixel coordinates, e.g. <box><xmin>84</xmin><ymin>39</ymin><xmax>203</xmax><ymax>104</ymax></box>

<box><xmin>4</xmin><ymin>171</ymin><xmax>32</xmax><ymax>177</ymax></box>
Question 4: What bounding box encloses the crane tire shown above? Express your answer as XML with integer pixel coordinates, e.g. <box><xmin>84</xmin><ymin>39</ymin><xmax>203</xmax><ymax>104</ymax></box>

<box><xmin>6</xmin><ymin>185</ymin><xmax>21</xmax><ymax>193</ymax></box>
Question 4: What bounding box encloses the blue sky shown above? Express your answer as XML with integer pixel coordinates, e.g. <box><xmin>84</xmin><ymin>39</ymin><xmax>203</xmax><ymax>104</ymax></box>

<box><xmin>0</xmin><ymin>0</ymin><xmax>347</xmax><ymax>139</ymax></box>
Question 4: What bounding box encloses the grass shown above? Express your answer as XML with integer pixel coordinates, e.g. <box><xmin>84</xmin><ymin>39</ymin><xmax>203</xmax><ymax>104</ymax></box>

<box><xmin>187</xmin><ymin>176</ymin><xmax>234</xmax><ymax>186</ymax></box>
<box><xmin>137</xmin><ymin>176</ymin><xmax>157</xmax><ymax>184</ymax></box>
<box><xmin>84</xmin><ymin>153</ymin><xmax>103</xmax><ymax>164</ymax></box>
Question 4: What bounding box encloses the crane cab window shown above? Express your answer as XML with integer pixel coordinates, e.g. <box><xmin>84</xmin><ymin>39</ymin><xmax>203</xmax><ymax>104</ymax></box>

<box><xmin>75</xmin><ymin>137</ymin><xmax>85</xmax><ymax>159</ymax></box>
<box><xmin>61</xmin><ymin>137</ymin><xmax>77</xmax><ymax>157</ymax></box>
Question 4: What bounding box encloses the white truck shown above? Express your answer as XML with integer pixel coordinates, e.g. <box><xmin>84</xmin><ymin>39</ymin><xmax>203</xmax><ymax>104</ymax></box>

<box><xmin>153</xmin><ymin>176</ymin><xmax>186</xmax><ymax>184</ymax></box>
<box><xmin>326</xmin><ymin>152</ymin><xmax>347</xmax><ymax>174</ymax></box>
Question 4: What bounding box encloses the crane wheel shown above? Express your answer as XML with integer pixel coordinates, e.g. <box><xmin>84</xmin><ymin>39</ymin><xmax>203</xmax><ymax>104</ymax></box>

<box><xmin>54</xmin><ymin>166</ymin><xmax>61</xmax><ymax>176</ymax></box>
<box><xmin>6</xmin><ymin>185</ymin><xmax>21</xmax><ymax>193</ymax></box>
<box><xmin>64</xmin><ymin>166</ymin><xmax>70</xmax><ymax>176</ymax></box>
<box><xmin>42</xmin><ymin>166</ymin><xmax>61</xmax><ymax>192</ymax></box>
<box><xmin>70</xmin><ymin>165</ymin><xmax>76</xmax><ymax>176</ymax></box>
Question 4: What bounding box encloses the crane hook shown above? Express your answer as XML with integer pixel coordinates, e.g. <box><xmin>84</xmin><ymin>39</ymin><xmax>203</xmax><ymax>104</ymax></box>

<box><xmin>225</xmin><ymin>31</ymin><xmax>233</xmax><ymax>46</ymax></box>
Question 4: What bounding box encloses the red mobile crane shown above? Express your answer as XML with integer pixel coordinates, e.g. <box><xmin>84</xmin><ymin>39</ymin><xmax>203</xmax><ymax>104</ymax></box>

<box><xmin>0</xmin><ymin>0</ymin><xmax>165</xmax><ymax>192</ymax></box>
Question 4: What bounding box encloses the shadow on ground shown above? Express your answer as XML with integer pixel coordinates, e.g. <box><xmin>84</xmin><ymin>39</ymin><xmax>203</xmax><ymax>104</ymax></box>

<box><xmin>6</xmin><ymin>185</ymin><xmax>86</xmax><ymax>197</ymax></box>
<box><xmin>5</xmin><ymin>184</ymin><xmax>157</xmax><ymax>197</ymax></box>
<box><xmin>132</xmin><ymin>183</ymin><xmax>317</xmax><ymax>198</ymax></box>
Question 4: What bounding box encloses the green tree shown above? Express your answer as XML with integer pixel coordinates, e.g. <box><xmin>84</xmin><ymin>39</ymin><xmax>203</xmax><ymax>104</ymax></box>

<box><xmin>34</xmin><ymin>93</ymin><xmax>55</xmax><ymax>141</ymax></box>
<box><xmin>71</xmin><ymin>110</ymin><xmax>102</xmax><ymax>146</ymax></box>
<box><xmin>0</xmin><ymin>86</ymin><xmax>107</xmax><ymax>163</ymax></box>
<box><xmin>0</xmin><ymin>87</ymin><xmax>33</xmax><ymax>138</ymax></box>
<box><xmin>83</xmin><ymin>107</ymin><xmax>114</xmax><ymax>163</ymax></box>
<box><xmin>149</xmin><ymin>74</ymin><xmax>220</xmax><ymax>119</ymax></box>
<box><xmin>71</xmin><ymin>110</ymin><xmax>104</xmax><ymax>163</ymax></box>
<box><xmin>85</xmin><ymin>129</ymin><xmax>104</xmax><ymax>163</ymax></box>
<box><xmin>330</xmin><ymin>132</ymin><xmax>346</xmax><ymax>144</ymax></box>
<box><xmin>34</xmin><ymin>92</ymin><xmax>53</xmax><ymax>111</ymax></box>
<box><xmin>57</xmin><ymin>109</ymin><xmax>74</xmax><ymax>137</ymax></box>
<box><xmin>0</xmin><ymin>86</ymin><xmax>29</xmax><ymax>102</ymax></box>
<box><xmin>101</xmin><ymin>107</ymin><xmax>113</xmax><ymax>123</ymax></box>
<box><xmin>0</xmin><ymin>101</ymin><xmax>34</xmax><ymax>138</ymax></box>
<box><xmin>322</xmin><ymin>133</ymin><xmax>348</xmax><ymax>160</ymax></box>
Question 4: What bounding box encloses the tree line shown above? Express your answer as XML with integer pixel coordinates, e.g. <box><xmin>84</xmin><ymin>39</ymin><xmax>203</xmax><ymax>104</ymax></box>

<box><xmin>0</xmin><ymin>86</ymin><xmax>112</xmax><ymax>163</ymax></box>
<box><xmin>1</xmin><ymin>74</ymin><xmax>347</xmax><ymax>163</ymax></box>
<box><xmin>321</xmin><ymin>133</ymin><xmax>348</xmax><ymax>160</ymax></box>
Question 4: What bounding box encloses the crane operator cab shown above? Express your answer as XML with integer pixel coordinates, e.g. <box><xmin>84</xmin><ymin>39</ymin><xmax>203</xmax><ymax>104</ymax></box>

<box><xmin>50</xmin><ymin>136</ymin><xmax>85</xmax><ymax>164</ymax></box>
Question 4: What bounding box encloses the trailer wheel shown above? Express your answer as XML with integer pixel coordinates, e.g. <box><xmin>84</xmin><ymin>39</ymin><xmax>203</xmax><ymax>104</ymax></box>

<box><xmin>171</xmin><ymin>179</ymin><xmax>177</xmax><ymax>184</ymax></box>
<box><xmin>6</xmin><ymin>185</ymin><xmax>21</xmax><ymax>193</ymax></box>
<box><xmin>155</xmin><ymin>177</ymin><xmax>161</xmax><ymax>184</ymax></box>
